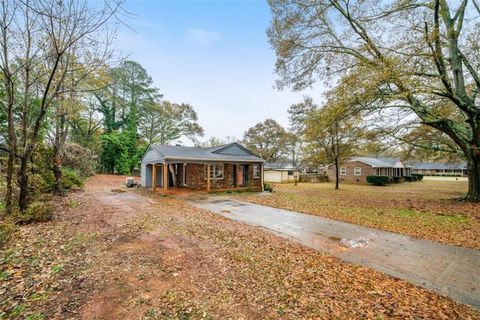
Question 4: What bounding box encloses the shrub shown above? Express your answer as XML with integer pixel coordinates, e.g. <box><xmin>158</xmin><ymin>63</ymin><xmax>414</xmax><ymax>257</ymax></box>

<box><xmin>14</xmin><ymin>202</ymin><xmax>54</xmax><ymax>224</ymax></box>
<box><xmin>366</xmin><ymin>175</ymin><xmax>390</xmax><ymax>186</ymax></box>
<box><xmin>61</xmin><ymin>168</ymin><xmax>84</xmax><ymax>190</ymax></box>
<box><xmin>63</xmin><ymin>143</ymin><xmax>97</xmax><ymax>177</ymax></box>
<box><xmin>412</xmin><ymin>173</ymin><xmax>424</xmax><ymax>181</ymax></box>
<box><xmin>263</xmin><ymin>182</ymin><xmax>273</xmax><ymax>192</ymax></box>
<box><xmin>0</xmin><ymin>222</ymin><xmax>17</xmax><ymax>247</ymax></box>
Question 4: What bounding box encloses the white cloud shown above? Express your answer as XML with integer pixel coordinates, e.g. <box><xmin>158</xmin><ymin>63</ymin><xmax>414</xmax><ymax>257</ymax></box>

<box><xmin>184</xmin><ymin>28</ymin><xmax>220</xmax><ymax>46</ymax></box>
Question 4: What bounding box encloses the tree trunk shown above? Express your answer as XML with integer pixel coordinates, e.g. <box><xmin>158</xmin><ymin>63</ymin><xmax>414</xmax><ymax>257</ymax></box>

<box><xmin>52</xmin><ymin>146</ymin><xmax>63</xmax><ymax>194</ymax></box>
<box><xmin>334</xmin><ymin>158</ymin><xmax>339</xmax><ymax>190</ymax></box>
<box><xmin>466</xmin><ymin>152</ymin><xmax>480</xmax><ymax>201</ymax></box>
<box><xmin>18</xmin><ymin>157</ymin><xmax>29</xmax><ymax>213</ymax></box>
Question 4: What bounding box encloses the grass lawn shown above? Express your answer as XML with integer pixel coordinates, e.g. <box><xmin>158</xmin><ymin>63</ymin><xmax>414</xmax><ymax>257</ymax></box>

<box><xmin>234</xmin><ymin>179</ymin><xmax>480</xmax><ymax>249</ymax></box>
<box><xmin>1</xmin><ymin>175</ymin><xmax>478</xmax><ymax>319</ymax></box>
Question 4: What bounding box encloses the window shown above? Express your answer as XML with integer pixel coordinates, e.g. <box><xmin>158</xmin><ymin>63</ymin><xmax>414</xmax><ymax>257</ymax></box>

<box><xmin>354</xmin><ymin>167</ymin><xmax>362</xmax><ymax>176</ymax></box>
<box><xmin>340</xmin><ymin>167</ymin><xmax>347</xmax><ymax>175</ymax></box>
<box><xmin>287</xmin><ymin>170</ymin><xmax>294</xmax><ymax>176</ymax></box>
<box><xmin>253</xmin><ymin>165</ymin><xmax>260</xmax><ymax>178</ymax></box>
<box><xmin>204</xmin><ymin>164</ymin><xmax>224</xmax><ymax>180</ymax></box>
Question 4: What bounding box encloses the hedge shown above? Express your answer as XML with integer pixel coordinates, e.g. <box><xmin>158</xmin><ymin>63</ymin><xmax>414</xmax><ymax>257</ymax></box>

<box><xmin>366</xmin><ymin>175</ymin><xmax>390</xmax><ymax>186</ymax></box>
<box><xmin>412</xmin><ymin>173</ymin><xmax>424</xmax><ymax>181</ymax></box>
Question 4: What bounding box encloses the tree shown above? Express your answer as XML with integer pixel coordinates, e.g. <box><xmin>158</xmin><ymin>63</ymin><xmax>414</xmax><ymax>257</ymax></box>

<box><xmin>195</xmin><ymin>136</ymin><xmax>237</xmax><ymax>148</ymax></box>
<box><xmin>305</xmin><ymin>100</ymin><xmax>363</xmax><ymax>189</ymax></box>
<box><xmin>268</xmin><ymin>0</ymin><xmax>480</xmax><ymax>200</ymax></box>
<box><xmin>286</xmin><ymin>96</ymin><xmax>319</xmax><ymax>166</ymax></box>
<box><xmin>138</xmin><ymin>100</ymin><xmax>204</xmax><ymax>145</ymax></box>
<box><xmin>0</xmin><ymin>0</ymin><xmax>120</xmax><ymax>212</ymax></box>
<box><xmin>96</xmin><ymin>61</ymin><xmax>159</xmax><ymax>175</ymax></box>
<box><xmin>243</xmin><ymin>119</ymin><xmax>289</xmax><ymax>162</ymax></box>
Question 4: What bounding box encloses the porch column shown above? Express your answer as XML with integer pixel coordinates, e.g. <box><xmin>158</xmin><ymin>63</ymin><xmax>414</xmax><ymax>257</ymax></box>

<box><xmin>235</xmin><ymin>164</ymin><xmax>239</xmax><ymax>187</ymax></box>
<box><xmin>152</xmin><ymin>164</ymin><xmax>157</xmax><ymax>192</ymax></box>
<box><xmin>163</xmin><ymin>163</ymin><xmax>168</xmax><ymax>190</ymax></box>
<box><xmin>206</xmin><ymin>164</ymin><xmax>211</xmax><ymax>192</ymax></box>
<box><xmin>260</xmin><ymin>163</ymin><xmax>264</xmax><ymax>191</ymax></box>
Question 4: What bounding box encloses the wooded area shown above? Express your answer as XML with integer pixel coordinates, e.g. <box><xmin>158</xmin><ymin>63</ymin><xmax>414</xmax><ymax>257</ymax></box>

<box><xmin>0</xmin><ymin>0</ymin><xmax>203</xmax><ymax>217</ymax></box>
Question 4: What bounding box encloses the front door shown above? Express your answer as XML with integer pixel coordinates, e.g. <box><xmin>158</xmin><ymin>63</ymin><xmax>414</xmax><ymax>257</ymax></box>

<box><xmin>237</xmin><ymin>165</ymin><xmax>244</xmax><ymax>186</ymax></box>
<box><xmin>242</xmin><ymin>164</ymin><xmax>249</xmax><ymax>186</ymax></box>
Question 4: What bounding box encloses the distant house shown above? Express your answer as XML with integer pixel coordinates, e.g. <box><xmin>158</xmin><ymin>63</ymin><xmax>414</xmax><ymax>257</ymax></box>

<box><xmin>264</xmin><ymin>162</ymin><xmax>300</xmax><ymax>183</ymax></box>
<box><xmin>327</xmin><ymin>157</ymin><xmax>412</xmax><ymax>184</ymax></box>
<box><xmin>140</xmin><ymin>142</ymin><xmax>264</xmax><ymax>191</ymax></box>
<box><xmin>411</xmin><ymin>161</ymin><xmax>467</xmax><ymax>177</ymax></box>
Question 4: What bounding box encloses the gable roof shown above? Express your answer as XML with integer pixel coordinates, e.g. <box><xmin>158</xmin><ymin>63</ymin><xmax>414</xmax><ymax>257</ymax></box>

<box><xmin>142</xmin><ymin>142</ymin><xmax>264</xmax><ymax>164</ymax></box>
<box><xmin>350</xmin><ymin>157</ymin><xmax>406</xmax><ymax>168</ymax></box>
<box><xmin>264</xmin><ymin>161</ymin><xmax>298</xmax><ymax>171</ymax></box>
<box><xmin>411</xmin><ymin>161</ymin><xmax>467</xmax><ymax>170</ymax></box>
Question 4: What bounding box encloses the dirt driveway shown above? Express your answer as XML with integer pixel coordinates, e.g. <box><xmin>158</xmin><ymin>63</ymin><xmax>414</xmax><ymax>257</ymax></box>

<box><xmin>2</xmin><ymin>175</ymin><xmax>479</xmax><ymax>319</ymax></box>
<box><xmin>187</xmin><ymin>195</ymin><xmax>480</xmax><ymax>308</ymax></box>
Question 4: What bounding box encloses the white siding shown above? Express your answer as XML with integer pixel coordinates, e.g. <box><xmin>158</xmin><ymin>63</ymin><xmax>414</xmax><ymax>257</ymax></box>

<box><xmin>264</xmin><ymin>171</ymin><xmax>282</xmax><ymax>183</ymax></box>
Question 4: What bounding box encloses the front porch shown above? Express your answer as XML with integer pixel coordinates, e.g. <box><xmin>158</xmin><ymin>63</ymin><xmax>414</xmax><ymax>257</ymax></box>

<box><xmin>143</xmin><ymin>162</ymin><xmax>264</xmax><ymax>192</ymax></box>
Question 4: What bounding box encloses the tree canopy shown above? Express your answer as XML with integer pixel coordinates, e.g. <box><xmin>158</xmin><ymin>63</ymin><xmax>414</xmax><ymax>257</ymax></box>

<box><xmin>269</xmin><ymin>0</ymin><xmax>480</xmax><ymax>200</ymax></box>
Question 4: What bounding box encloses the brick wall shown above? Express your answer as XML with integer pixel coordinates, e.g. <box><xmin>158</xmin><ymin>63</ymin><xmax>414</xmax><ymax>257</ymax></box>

<box><xmin>327</xmin><ymin>161</ymin><xmax>376</xmax><ymax>184</ymax></box>
<box><xmin>182</xmin><ymin>163</ymin><xmax>262</xmax><ymax>191</ymax></box>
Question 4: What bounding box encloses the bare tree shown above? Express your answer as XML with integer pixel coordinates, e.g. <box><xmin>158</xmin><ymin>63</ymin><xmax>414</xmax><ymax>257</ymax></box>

<box><xmin>0</xmin><ymin>0</ymin><xmax>122</xmax><ymax>212</ymax></box>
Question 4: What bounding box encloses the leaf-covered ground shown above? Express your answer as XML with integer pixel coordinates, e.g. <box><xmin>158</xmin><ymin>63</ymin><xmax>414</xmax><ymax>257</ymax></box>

<box><xmin>234</xmin><ymin>179</ymin><xmax>480</xmax><ymax>249</ymax></box>
<box><xmin>1</xmin><ymin>175</ymin><xmax>479</xmax><ymax>319</ymax></box>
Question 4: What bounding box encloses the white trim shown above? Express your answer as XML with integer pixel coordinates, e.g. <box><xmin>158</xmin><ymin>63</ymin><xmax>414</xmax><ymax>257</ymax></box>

<box><xmin>354</xmin><ymin>167</ymin><xmax>362</xmax><ymax>176</ymax></box>
<box><xmin>204</xmin><ymin>163</ymin><xmax>224</xmax><ymax>180</ymax></box>
<box><xmin>253</xmin><ymin>164</ymin><xmax>260</xmax><ymax>178</ymax></box>
<box><xmin>340</xmin><ymin>167</ymin><xmax>347</xmax><ymax>175</ymax></box>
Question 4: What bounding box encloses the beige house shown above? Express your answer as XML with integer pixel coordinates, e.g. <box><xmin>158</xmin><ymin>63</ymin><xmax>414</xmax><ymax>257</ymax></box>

<box><xmin>327</xmin><ymin>157</ymin><xmax>411</xmax><ymax>184</ymax></box>
<box><xmin>264</xmin><ymin>162</ymin><xmax>300</xmax><ymax>183</ymax></box>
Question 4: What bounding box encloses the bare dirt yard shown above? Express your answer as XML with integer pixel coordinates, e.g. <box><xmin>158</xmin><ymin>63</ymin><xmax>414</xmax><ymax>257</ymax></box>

<box><xmin>1</xmin><ymin>175</ymin><xmax>479</xmax><ymax>319</ymax></box>
<box><xmin>236</xmin><ymin>180</ymin><xmax>480</xmax><ymax>250</ymax></box>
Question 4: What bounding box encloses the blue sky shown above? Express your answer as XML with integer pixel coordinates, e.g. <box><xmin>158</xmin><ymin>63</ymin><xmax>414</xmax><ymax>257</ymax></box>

<box><xmin>116</xmin><ymin>0</ymin><xmax>324</xmax><ymax>144</ymax></box>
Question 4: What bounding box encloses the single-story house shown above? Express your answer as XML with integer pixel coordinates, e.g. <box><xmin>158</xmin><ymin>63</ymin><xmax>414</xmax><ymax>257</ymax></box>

<box><xmin>140</xmin><ymin>142</ymin><xmax>264</xmax><ymax>192</ymax></box>
<box><xmin>264</xmin><ymin>162</ymin><xmax>300</xmax><ymax>183</ymax></box>
<box><xmin>411</xmin><ymin>161</ymin><xmax>468</xmax><ymax>176</ymax></box>
<box><xmin>327</xmin><ymin>157</ymin><xmax>412</xmax><ymax>183</ymax></box>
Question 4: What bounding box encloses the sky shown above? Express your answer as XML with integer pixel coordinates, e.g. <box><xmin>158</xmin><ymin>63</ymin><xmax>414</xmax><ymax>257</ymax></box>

<box><xmin>115</xmin><ymin>0</ymin><xmax>325</xmax><ymax>144</ymax></box>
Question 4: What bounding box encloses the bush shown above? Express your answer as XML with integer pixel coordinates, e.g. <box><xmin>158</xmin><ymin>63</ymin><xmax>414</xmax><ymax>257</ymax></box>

<box><xmin>0</xmin><ymin>222</ymin><xmax>17</xmax><ymax>247</ymax></box>
<box><xmin>412</xmin><ymin>173</ymin><xmax>424</xmax><ymax>181</ymax></box>
<box><xmin>14</xmin><ymin>202</ymin><xmax>54</xmax><ymax>224</ymax></box>
<box><xmin>61</xmin><ymin>168</ymin><xmax>84</xmax><ymax>190</ymax></box>
<box><xmin>263</xmin><ymin>182</ymin><xmax>273</xmax><ymax>192</ymax></box>
<box><xmin>63</xmin><ymin>143</ymin><xmax>97</xmax><ymax>177</ymax></box>
<box><xmin>366</xmin><ymin>175</ymin><xmax>390</xmax><ymax>186</ymax></box>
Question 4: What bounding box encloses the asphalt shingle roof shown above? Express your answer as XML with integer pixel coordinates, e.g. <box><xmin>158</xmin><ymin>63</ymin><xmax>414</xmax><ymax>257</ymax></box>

<box><xmin>264</xmin><ymin>162</ymin><xmax>298</xmax><ymax>170</ymax></box>
<box><xmin>148</xmin><ymin>142</ymin><xmax>263</xmax><ymax>163</ymax></box>
<box><xmin>351</xmin><ymin>157</ymin><xmax>405</xmax><ymax>168</ymax></box>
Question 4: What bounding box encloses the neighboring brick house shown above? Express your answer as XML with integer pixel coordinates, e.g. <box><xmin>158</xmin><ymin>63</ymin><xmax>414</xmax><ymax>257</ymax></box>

<box><xmin>327</xmin><ymin>157</ymin><xmax>412</xmax><ymax>184</ymax></box>
<box><xmin>140</xmin><ymin>142</ymin><xmax>264</xmax><ymax>192</ymax></box>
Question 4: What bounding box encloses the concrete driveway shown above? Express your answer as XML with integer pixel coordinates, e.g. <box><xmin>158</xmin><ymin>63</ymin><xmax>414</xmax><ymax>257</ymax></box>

<box><xmin>186</xmin><ymin>195</ymin><xmax>480</xmax><ymax>308</ymax></box>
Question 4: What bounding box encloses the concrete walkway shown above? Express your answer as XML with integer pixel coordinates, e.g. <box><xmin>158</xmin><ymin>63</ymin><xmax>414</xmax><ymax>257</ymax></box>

<box><xmin>186</xmin><ymin>195</ymin><xmax>480</xmax><ymax>308</ymax></box>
